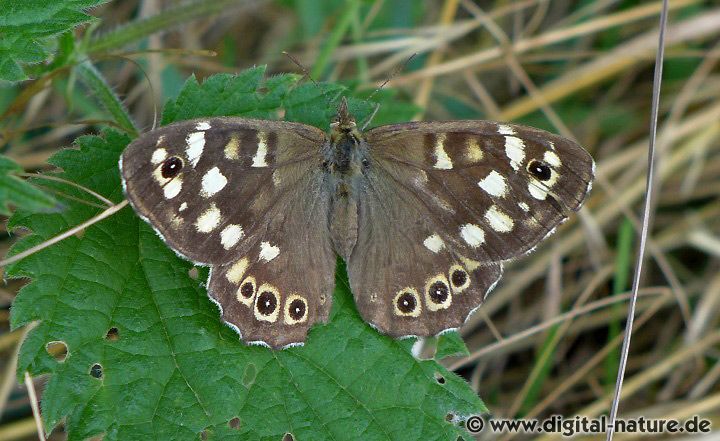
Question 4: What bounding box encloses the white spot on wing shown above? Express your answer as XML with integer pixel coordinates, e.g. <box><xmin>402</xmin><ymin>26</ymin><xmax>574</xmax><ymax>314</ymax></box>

<box><xmin>195</xmin><ymin>203</ymin><xmax>222</xmax><ymax>232</ymax></box>
<box><xmin>478</xmin><ymin>170</ymin><xmax>508</xmax><ymax>197</ymax></box>
<box><xmin>518</xmin><ymin>202</ymin><xmax>530</xmax><ymax>212</ymax></box>
<box><xmin>186</xmin><ymin>131</ymin><xmax>205</xmax><ymax>168</ymax></box>
<box><xmin>251</xmin><ymin>132</ymin><xmax>268</xmax><ymax>167</ymax></box>
<box><xmin>163</xmin><ymin>178</ymin><xmax>182</xmax><ymax>199</ymax></box>
<box><xmin>259</xmin><ymin>241</ymin><xmax>280</xmax><ymax>262</ymax></box>
<box><xmin>226</xmin><ymin>258</ymin><xmax>249</xmax><ymax>284</ymax></box>
<box><xmin>505</xmin><ymin>136</ymin><xmax>525</xmax><ymax>170</ymax></box>
<box><xmin>196</xmin><ymin>121</ymin><xmax>211</xmax><ymax>130</ymax></box>
<box><xmin>528</xmin><ymin>181</ymin><xmax>548</xmax><ymax>200</ymax></box>
<box><xmin>179</xmin><ymin>202</ymin><xmax>188</xmax><ymax>212</ymax></box>
<box><xmin>466</xmin><ymin>139</ymin><xmax>483</xmax><ymax>162</ymax></box>
<box><xmin>225</xmin><ymin>134</ymin><xmax>240</xmax><ymax>160</ymax></box>
<box><xmin>485</xmin><ymin>205</ymin><xmax>514</xmax><ymax>232</ymax></box>
<box><xmin>433</xmin><ymin>134</ymin><xmax>453</xmax><ymax>169</ymax></box>
<box><xmin>544</xmin><ymin>151</ymin><xmax>562</xmax><ymax>167</ymax></box>
<box><xmin>498</xmin><ymin>124</ymin><xmax>516</xmax><ymax>135</ymax></box>
<box><xmin>423</xmin><ymin>234</ymin><xmax>445</xmax><ymax>253</ymax></box>
<box><xmin>460</xmin><ymin>224</ymin><xmax>485</xmax><ymax>247</ymax></box>
<box><xmin>220</xmin><ymin>224</ymin><xmax>244</xmax><ymax>249</ymax></box>
<box><xmin>151</xmin><ymin>148</ymin><xmax>167</xmax><ymax>164</ymax></box>
<box><xmin>201</xmin><ymin>166</ymin><xmax>228</xmax><ymax>197</ymax></box>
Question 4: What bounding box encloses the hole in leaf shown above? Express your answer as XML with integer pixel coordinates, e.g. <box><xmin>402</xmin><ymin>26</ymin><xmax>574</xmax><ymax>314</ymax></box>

<box><xmin>188</xmin><ymin>267</ymin><xmax>199</xmax><ymax>280</ymax></box>
<box><xmin>199</xmin><ymin>429</ymin><xmax>209</xmax><ymax>440</ymax></box>
<box><xmin>282</xmin><ymin>433</ymin><xmax>294</xmax><ymax>441</ymax></box>
<box><xmin>90</xmin><ymin>363</ymin><xmax>103</xmax><ymax>379</ymax></box>
<box><xmin>434</xmin><ymin>372</ymin><xmax>446</xmax><ymax>384</ymax></box>
<box><xmin>242</xmin><ymin>363</ymin><xmax>257</xmax><ymax>387</ymax></box>
<box><xmin>105</xmin><ymin>327</ymin><xmax>119</xmax><ymax>341</ymax></box>
<box><xmin>45</xmin><ymin>341</ymin><xmax>68</xmax><ymax>362</ymax></box>
<box><xmin>446</xmin><ymin>413</ymin><xmax>454</xmax><ymax>422</ymax></box>
<box><xmin>228</xmin><ymin>417</ymin><xmax>241</xmax><ymax>430</ymax></box>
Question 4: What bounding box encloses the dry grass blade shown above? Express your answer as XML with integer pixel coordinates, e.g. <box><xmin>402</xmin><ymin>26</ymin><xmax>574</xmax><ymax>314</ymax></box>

<box><xmin>605</xmin><ymin>2</ymin><xmax>669</xmax><ymax>438</ymax></box>
<box><xmin>0</xmin><ymin>200</ymin><xmax>129</xmax><ymax>268</ymax></box>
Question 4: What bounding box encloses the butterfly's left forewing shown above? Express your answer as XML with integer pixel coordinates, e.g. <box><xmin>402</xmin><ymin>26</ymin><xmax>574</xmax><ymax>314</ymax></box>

<box><xmin>121</xmin><ymin>118</ymin><xmax>337</xmax><ymax>348</ymax></box>
<box><xmin>346</xmin><ymin>121</ymin><xmax>593</xmax><ymax>337</ymax></box>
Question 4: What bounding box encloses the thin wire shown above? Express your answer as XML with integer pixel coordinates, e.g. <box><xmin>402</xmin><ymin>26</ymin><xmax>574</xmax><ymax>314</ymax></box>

<box><xmin>605</xmin><ymin>1</ymin><xmax>669</xmax><ymax>439</ymax></box>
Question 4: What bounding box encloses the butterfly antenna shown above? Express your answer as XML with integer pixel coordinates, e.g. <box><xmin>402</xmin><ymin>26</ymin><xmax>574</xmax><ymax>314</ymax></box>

<box><xmin>605</xmin><ymin>1</ymin><xmax>668</xmax><ymax>440</ymax></box>
<box><xmin>360</xmin><ymin>53</ymin><xmax>417</xmax><ymax>130</ymax></box>
<box><xmin>360</xmin><ymin>103</ymin><xmax>380</xmax><ymax>131</ymax></box>
<box><xmin>282</xmin><ymin>51</ymin><xmax>318</xmax><ymax>86</ymax></box>
<box><xmin>366</xmin><ymin>52</ymin><xmax>417</xmax><ymax>102</ymax></box>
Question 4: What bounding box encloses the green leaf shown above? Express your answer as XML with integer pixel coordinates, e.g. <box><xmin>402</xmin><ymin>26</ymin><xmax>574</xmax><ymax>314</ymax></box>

<box><xmin>6</xmin><ymin>69</ymin><xmax>485</xmax><ymax>440</ymax></box>
<box><xmin>0</xmin><ymin>0</ymin><xmax>108</xmax><ymax>82</ymax></box>
<box><xmin>0</xmin><ymin>154</ymin><xmax>57</xmax><ymax>215</ymax></box>
<box><xmin>435</xmin><ymin>331</ymin><xmax>470</xmax><ymax>360</ymax></box>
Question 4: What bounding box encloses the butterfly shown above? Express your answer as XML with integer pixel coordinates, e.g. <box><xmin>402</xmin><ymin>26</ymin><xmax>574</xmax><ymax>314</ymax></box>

<box><xmin>120</xmin><ymin>97</ymin><xmax>594</xmax><ymax>349</ymax></box>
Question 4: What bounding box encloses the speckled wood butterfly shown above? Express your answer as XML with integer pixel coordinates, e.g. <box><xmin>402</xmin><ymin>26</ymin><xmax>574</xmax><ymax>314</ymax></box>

<box><xmin>120</xmin><ymin>98</ymin><xmax>594</xmax><ymax>348</ymax></box>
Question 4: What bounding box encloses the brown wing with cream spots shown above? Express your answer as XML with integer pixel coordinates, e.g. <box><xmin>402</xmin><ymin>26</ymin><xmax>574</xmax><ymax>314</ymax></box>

<box><xmin>345</xmin><ymin>154</ymin><xmax>504</xmax><ymax>336</ymax></box>
<box><xmin>364</xmin><ymin>120</ymin><xmax>594</xmax><ymax>263</ymax></box>
<box><xmin>206</xmin><ymin>203</ymin><xmax>337</xmax><ymax>348</ymax></box>
<box><xmin>122</xmin><ymin>117</ymin><xmax>338</xmax><ymax>348</ymax></box>
<box><xmin>204</xmin><ymin>163</ymin><xmax>337</xmax><ymax>348</ymax></box>
<box><xmin>346</xmin><ymin>120</ymin><xmax>593</xmax><ymax>337</ymax></box>
<box><xmin>120</xmin><ymin>117</ymin><xmax>327</xmax><ymax>266</ymax></box>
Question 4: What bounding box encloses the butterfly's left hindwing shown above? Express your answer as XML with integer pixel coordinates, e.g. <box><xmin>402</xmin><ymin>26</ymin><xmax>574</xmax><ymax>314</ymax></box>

<box><xmin>121</xmin><ymin>118</ymin><xmax>338</xmax><ymax>348</ymax></box>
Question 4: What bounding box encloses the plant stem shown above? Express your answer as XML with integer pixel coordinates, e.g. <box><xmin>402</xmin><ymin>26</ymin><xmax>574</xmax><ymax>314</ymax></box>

<box><xmin>75</xmin><ymin>61</ymin><xmax>138</xmax><ymax>137</ymax></box>
<box><xmin>88</xmin><ymin>0</ymin><xmax>262</xmax><ymax>54</ymax></box>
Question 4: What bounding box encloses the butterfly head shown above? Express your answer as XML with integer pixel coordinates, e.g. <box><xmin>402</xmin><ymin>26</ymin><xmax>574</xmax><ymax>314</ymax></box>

<box><xmin>330</xmin><ymin>97</ymin><xmax>357</xmax><ymax>134</ymax></box>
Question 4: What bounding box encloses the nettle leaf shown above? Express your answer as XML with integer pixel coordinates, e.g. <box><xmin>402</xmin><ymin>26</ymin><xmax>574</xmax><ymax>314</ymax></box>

<box><xmin>0</xmin><ymin>154</ymin><xmax>58</xmax><ymax>215</ymax></box>
<box><xmin>0</xmin><ymin>0</ymin><xmax>108</xmax><ymax>82</ymax></box>
<box><xmin>7</xmin><ymin>68</ymin><xmax>485</xmax><ymax>440</ymax></box>
<box><xmin>435</xmin><ymin>331</ymin><xmax>470</xmax><ymax>360</ymax></box>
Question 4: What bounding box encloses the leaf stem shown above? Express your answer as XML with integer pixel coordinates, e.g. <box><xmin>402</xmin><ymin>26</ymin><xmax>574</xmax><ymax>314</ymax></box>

<box><xmin>75</xmin><ymin>61</ymin><xmax>138</xmax><ymax>137</ymax></box>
